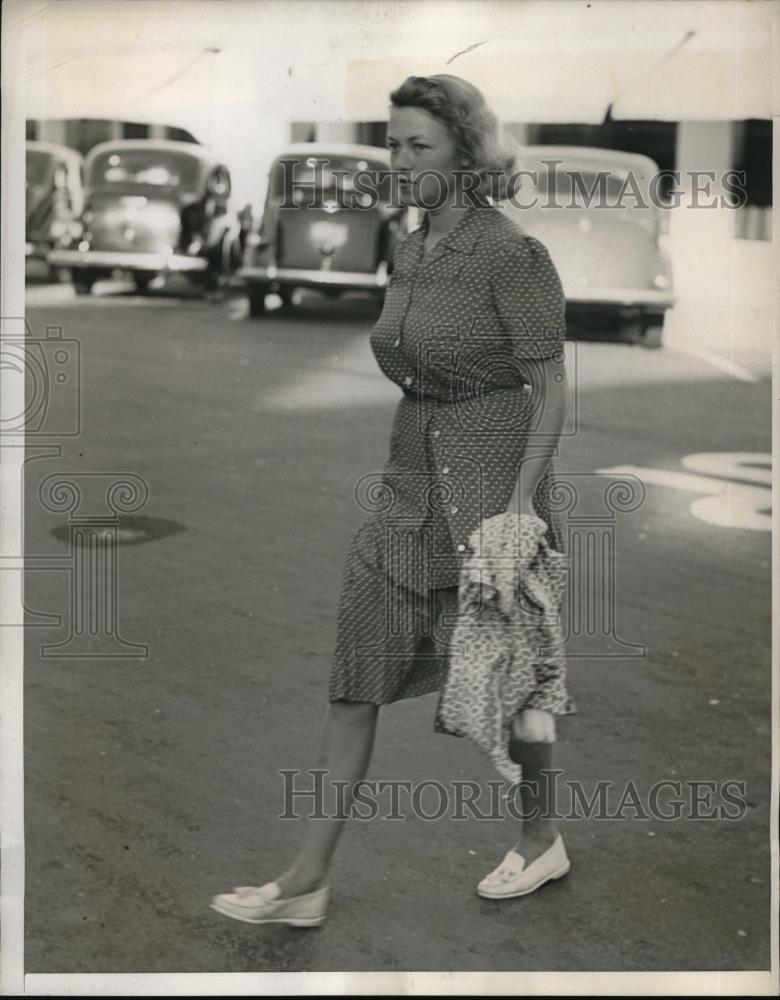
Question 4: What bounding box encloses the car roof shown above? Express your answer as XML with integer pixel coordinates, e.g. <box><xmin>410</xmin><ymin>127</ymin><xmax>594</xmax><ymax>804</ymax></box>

<box><xmin>84</xmin><ymin>139</ymin><xmax>224</xmax><ymax>168</ymax></box>
<box><xmin>26</xmin><ymin>140</ymin><xmax>83</xmax><ymax>164</ymax></box>
<box><xmin>515</xmin><ymin>145</ymin><xmax>660</xmax><ymax>174</ymax></box>
<box><xmin>271</xmin><ymin>142</ymin><xmax>391</xmax><ymax>164</ymax></box>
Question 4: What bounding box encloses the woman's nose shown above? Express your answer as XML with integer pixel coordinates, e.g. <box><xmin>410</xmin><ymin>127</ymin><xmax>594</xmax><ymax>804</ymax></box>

<box><xmin>390</xmin><ymin>151</ymin><xmax>412</xmax><ymax>174</ymax></box>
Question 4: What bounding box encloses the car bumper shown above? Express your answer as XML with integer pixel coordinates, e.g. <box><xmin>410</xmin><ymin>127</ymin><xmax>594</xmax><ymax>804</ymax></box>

<box><xmin>46</xmin><ymin>249</ymin><xmax>208</xmax><ymax>273</ymax></box>
<box><xmin>236</xmin><ymin>264</ymin><xmax>388</xmax><ymax>290</ymax></box>
<box><xmin>563</xmin><ymin>285</ymin><xmax>674</xmax><ymax>310</ymax></box>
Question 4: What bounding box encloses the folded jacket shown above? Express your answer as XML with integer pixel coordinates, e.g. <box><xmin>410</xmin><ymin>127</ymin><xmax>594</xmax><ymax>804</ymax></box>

<box><xmin>433</xmin><ymin>511</ymin><xmax>575</xmax><ymax>783</ymax></box>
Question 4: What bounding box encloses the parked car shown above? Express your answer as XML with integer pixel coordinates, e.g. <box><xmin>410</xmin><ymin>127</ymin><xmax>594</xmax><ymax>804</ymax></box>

<box><xmin>238</xmin><ymin>143</ymin><xmax>405</xmax><ymax>316</ymax></box>
<box><xmin>502</xmin><ymin>146</ymin><xmax>675</xmax><ymax>347</ymax></box>
<box><xmin>26</xmin><ymin>141</ymin><xmax>85</xmax><ymax>279</ymax></box>
<box><xmin>48</xmin><ymin>139</ymin><xmax>242</xmax><ymax>295</ymax></box>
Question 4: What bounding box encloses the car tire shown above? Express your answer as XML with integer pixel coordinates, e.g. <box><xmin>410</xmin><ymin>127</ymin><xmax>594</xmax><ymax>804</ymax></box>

<box><xmin>640</xmin><ymin>316</ymin><xmax>665</xmax><ymax>349</ymax></box>
<box><xmin>48</xmin><ymin>264</ymin><xmax>71</xmax><ymax>284</ymax></box>
<box><xmin>72</xmin><ymin>271</ymin><xmax>95</xmax><ymax>295</ymax></box>
<box><xmin>133</xmin><ymin>272</ymin><xmax>154</xmax><ymax>294</ymax></box>
<box><xmin>247</xmin><ymin>287</ymin><xmax>267</xmax><ymax>317</ymax></box>
<box><xmin>618</xmin><ymin>315</ymin><xmax>664</xmax><ymax>349</ymax></box>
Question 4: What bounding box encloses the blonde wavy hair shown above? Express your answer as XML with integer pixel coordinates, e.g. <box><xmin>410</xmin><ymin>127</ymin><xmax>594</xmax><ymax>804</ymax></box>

<box><xmin>389</xmin><ymin>74</ymin><xmax>516</xmax><ymax>200</ymax></box>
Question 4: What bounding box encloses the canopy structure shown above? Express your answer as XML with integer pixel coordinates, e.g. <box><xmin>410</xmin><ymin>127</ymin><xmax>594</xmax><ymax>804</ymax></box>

<box><xmin>11</xmin><ymin>0</ymin><xmax>775</xmax><ymax>204</ymax></box>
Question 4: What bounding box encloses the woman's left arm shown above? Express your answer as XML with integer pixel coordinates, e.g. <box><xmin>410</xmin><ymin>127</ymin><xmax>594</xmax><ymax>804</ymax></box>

<box><xmin>506</xmin><ymin>358</ymin><xmax>568</xmax><ymax>516</ymax></box>
<box><xmin>488</xmin><ymin>233</ymin><xmax>569</xmax><ymax>518</ymax></box>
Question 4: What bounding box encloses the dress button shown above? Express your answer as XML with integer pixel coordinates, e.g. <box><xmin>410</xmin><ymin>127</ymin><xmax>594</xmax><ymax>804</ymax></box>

<box><xmin>403</xmin><ymin>375</ymin><xmax>413</xmax><ymax>386</ymax></box>
<box><xmin>450</xmin><ymin>506</ymin><xmax>459</xmax><ymax>514</ymax></box>
<box><xmin>442</xmin><ymin>466</ymin><xmax>450</xmax><ymax>474</ymax></box>
<box><xmin>457</xmin><ymin>543</ymin><xmax>466</xmax><ymax>552</ymax></box>
<box><xmin>433</xmin><ymin>430</ymin><xmax>440</xmax><ymax>437</ymax></box>
<box><xmin>393</xmin><ymin>338</ymin><xmax>400</xmax><ymax>347</ymax></box>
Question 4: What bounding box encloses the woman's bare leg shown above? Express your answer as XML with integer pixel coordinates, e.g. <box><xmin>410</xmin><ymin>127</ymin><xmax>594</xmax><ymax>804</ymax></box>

<box><xmin>274</xmin><ymin>699</ymin><xmax>379</xmax><ymax>897</ymax></box>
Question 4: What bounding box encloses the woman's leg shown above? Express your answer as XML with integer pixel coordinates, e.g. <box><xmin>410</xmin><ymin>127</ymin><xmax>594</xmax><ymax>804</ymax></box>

<box><xmin>508</xmin><ymin>708</ymin><xmax>560</xmax><ymax>864</ymax></box>
<box><xmin>274</xmin><ymin>698</ymin><xmax>379</xmax><ymax>897</ymax></box>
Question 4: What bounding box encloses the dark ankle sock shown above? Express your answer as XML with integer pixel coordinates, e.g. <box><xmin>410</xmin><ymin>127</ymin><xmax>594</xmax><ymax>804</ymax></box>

<box><xmin>508</xmin><ymin>739</ymin><xmax>557</xmax><ymax>827</ymax></box>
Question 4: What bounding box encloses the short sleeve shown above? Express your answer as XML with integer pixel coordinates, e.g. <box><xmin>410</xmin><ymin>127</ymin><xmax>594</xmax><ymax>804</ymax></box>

<box><xmin>489</xmin><ymin>236</ymin><xmax>566</xmax><ymax>361</ymax></box>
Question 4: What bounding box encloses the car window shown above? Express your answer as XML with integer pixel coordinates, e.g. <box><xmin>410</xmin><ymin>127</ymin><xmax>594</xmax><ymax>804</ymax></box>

<box><xmin>26</xmin><ymin>150</ymin><xmax>55</xmax><ymax>187</ymax></box>
<box><xmin>269</xmin><ymin>154</ymin><xmax>391</xmax><ymax>203</ymax></box>
<box><xmin>513</xmin><ymin>163</ymin><xmax>646</xmax><ymax>208</ymax></box>
<box><xmin>88</xmin><ymin>150</ymin><xmax>200</xmax><ymax>191</ymax></box>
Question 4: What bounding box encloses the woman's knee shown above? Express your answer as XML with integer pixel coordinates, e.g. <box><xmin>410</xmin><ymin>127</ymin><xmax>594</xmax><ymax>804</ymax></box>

<box><xmin>512</xmin><ymin>708</ymin><xmax>556</xmax><ymax>744</ymax></box>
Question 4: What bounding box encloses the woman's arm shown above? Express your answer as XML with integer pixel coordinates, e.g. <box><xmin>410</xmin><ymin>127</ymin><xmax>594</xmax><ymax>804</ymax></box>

<box><xmin>507</xmin><ymin>357</ymin><xmax>568</xmax><ymax>516</ymax></box>
<box><xmin>486</xmin><ymin>232</ymin><xmax>568</xmax><ymax>518</ymax></box>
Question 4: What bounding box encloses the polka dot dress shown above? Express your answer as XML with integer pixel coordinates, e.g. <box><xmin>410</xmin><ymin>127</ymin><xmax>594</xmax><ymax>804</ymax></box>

<box><xmin>329</xmin><ymin>201</ymin><xmax>568</xmax><ymax>705</ymax></box>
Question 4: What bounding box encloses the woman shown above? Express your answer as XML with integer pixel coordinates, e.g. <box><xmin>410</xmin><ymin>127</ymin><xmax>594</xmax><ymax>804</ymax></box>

<box><xmin>212</xmin><ymin>74</ymin><xmax>573</xmax><ymax>927</ymax></box>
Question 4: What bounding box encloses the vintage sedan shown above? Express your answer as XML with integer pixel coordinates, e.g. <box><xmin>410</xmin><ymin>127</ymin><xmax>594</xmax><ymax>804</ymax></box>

<box><xmin>502</xmin><ymin>146</ymin><xmax>675</xmax><ymax>347</ymax></box>
<box><xmin>237</xmin><ymin>143</ymin><xmax>404</xmax><ymax>316</ymax></box>
<box><xmin>26</xmin><ymin>141</ymin><xmax>85</xmax><ymax>278</ymax></box>
<box><xmin>48</xmin><ymin>139</ymin><xmax>241</xmax><ymax>295</ymax></box>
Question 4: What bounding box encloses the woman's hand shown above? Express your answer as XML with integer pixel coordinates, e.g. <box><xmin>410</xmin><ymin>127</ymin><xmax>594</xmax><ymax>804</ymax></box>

<box><xmin>512</xmin><ymin>708</ymin><xmax>556</xmax><ymax>744</ymax></box>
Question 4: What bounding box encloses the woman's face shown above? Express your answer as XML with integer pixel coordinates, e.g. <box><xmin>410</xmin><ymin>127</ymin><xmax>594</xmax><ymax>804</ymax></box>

<box><xmin>386</xmin><ymin>105</ymin><xmax>466</xmax><ymax>211</ymax></box>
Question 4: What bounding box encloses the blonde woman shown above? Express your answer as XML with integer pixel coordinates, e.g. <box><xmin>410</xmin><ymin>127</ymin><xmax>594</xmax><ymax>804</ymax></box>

<box><xmin>212</xmin><ymin>74</ymin><xmax>573</xmax><ymax>926</ymax></box>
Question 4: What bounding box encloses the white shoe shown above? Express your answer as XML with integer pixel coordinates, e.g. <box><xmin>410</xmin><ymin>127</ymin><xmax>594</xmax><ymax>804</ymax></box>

<box><xmin>210</xmin><ymin>882</ymin><xmax>329</xmax><ymax>926</ymax></box>
<box><xmin>478</xmin><ymin>835</ymin><xmax>570</xmax><ymax>899</ymax></box>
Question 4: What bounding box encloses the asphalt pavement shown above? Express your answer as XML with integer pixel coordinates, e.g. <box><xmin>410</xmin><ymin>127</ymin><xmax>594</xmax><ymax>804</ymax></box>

<box><xmin>21</xmin><ymin>277</ymin><xmax>773</xmax><ymax>973</ymax></box>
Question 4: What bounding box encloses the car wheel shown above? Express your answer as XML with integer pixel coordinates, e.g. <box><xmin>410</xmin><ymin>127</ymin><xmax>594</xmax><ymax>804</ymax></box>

<box><xmin>133</xmin><ymin>272</ymin><xmax>154</xmax><ymax>294</ymax></box>
<box><xmin>247</xmin><ymin>287</ymin><xmax>267</xmax><ymax>317</ymax></box>
<box><xmin>640</xmin><ymin>316</ymin><xmax>665</xmax><ymax>349</ymax></box>
<box><xmin>619</xmin><ymin>314</ymin><xmax>665</xmax><ymax>348</ymax></box>
<box><xmin>72</xmin><ymin>271</ymin><xmax>95</xmax><ymax>295</ymax></box>
<box><xmin>48</xmin><ymin>264</ymin><xmax>71</xmax><ymax>284</ymax></box>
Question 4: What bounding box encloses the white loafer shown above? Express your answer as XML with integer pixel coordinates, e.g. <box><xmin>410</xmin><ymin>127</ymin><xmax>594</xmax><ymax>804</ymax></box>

<box><xmin>210</xmin><ymin>882</ymin><xmax>329</xmax><ymax>926</ymax></box>
<box><xmin>478</xmin><ymin>834</ymin><xmax>570</xmax><ymax>899</ymax></box>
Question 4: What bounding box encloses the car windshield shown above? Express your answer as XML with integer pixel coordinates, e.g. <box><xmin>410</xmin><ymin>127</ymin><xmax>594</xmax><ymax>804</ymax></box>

<box><xmin>514</xmin><ymin>163</ymin><xmax>646</xmax><ymax>208</ymax></box>
<box><xmin>26</xmin><ymin>149</ymin><xmax>55</xmax><ymax>186</ymax></box>
<box><xmin>88</xmin><ymin>150</ymin><xmax>199</xmax><ymax>191</ymax></box>
<box><xmin>269</xmin><ymin>154</ymin><xmax>389</xmax><ymax>199</ymax></box>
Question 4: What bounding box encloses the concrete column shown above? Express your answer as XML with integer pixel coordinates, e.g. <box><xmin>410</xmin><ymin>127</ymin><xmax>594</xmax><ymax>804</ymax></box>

<box><xmin>675</xmin><ymin>121</ymin><xmax>737</xmax><ymax>201</ymax></box>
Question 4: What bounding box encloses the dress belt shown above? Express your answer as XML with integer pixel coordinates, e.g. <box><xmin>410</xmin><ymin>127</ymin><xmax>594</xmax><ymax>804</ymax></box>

<box><xmin>401</xmin><ymin>383</ymin><xmax>530</xmax><ymax>403</ymax></box>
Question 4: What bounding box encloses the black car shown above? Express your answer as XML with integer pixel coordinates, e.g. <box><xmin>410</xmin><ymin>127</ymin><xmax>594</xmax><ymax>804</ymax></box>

<box><xmin>238</xmin><ymin>143</ymin><xmax>405</xmax><ymax>316</ymax></box>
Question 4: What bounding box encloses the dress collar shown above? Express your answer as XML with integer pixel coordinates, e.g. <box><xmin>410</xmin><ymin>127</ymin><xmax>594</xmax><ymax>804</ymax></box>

<box><xmin>415</xmin><ymin>199</ymin><xmax>492</xmax><ymax>256</ymax></box>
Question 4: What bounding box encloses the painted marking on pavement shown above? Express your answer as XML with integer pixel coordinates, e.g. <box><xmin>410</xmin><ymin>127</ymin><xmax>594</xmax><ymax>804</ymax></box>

<box><xmin>597</xmin><ymin>452</ymin><xmax>771</xmax><ymax>531</ymax></box>
<box><xmin>663</xmin><ymin>335</ymin><xmax>761</xmax><ymax>384</ymax></box>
